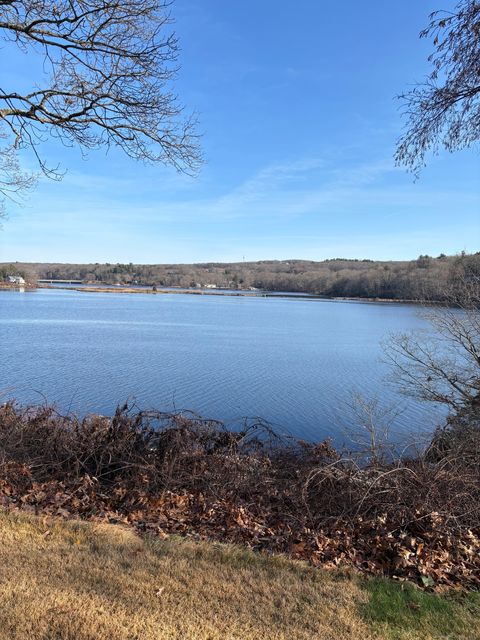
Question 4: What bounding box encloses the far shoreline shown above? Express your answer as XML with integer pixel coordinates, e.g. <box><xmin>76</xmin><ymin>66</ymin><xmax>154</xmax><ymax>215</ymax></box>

<box><xmin>33</xmin><ymin>283</ymin><xmax>429</xmax><ymax>305</ymax></box>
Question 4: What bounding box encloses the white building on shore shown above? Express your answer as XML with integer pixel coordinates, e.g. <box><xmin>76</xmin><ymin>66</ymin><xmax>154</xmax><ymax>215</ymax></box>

<box><xmin>5</xmin><ymin>275</ymin><xmax>25</xmax><ymax>285</ymax></box>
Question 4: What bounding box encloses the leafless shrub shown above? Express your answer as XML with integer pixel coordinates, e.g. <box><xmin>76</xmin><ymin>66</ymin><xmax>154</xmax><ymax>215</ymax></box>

<box><xmin>340</xmin><ymin>392</ymin><xmax>404</xmax><ymax>464</ymax></box>
<box><xmin>1</xmin><ymin>400</ymin><xmax>479</xmax><ymax>586</ymax></box>
<box><xmin>385</xmin><ymin>272</ymin><xmax>480</xmax><ymax>412</ymax></box>
<box><xmin>1</xmin><ymin>400</ymin><xmax>478</xmax><ymax>530</ymax></box>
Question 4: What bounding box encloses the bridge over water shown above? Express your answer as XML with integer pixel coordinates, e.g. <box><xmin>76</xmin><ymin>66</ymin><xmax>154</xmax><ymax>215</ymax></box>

<box><xmin>38</xmin><ymin>279</ymin><xmax>83</xmax><ymax>284</ymax></box>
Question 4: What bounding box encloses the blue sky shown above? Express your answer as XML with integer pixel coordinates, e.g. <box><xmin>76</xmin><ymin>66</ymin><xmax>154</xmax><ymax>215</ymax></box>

<box><xmin>1</xmin><ymin>0</ymin><xmax>478</xmax><ymax>264</ymax></box>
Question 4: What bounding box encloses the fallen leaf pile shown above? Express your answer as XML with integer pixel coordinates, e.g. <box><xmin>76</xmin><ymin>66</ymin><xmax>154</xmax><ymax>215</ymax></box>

<box><xmin>0</xmin><ymin>402</ymin><xmax>479</xmax><ymax>590</ymax></box>
<box><xmin>1</xmin><ymin>465</ymin><xmax>479</xmax><ymax>590</ymax></box>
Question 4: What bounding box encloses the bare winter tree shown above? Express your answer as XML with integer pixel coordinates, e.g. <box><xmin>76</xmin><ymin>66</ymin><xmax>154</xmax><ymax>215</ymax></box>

<box><xmin>0</xmin><ymin>0</ymin><xmax>201</xmax><ymax>215</ymax></box>
<box><xmin>395</xmin><ymin>0</ymin><xmax>480</xmax><ymax>174</ymax></box>
<box><xmin>385</xmin><ymin>274</ymin><xmax>480</xmax><ymax>413</ymax></box>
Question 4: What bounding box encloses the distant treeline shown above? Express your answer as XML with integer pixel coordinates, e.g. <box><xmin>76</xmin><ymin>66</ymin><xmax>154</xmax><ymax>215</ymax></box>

<box><xmin>3</xmin><ymin>252</ymin><xmax>479</xmax><ymax>301</ymax></box>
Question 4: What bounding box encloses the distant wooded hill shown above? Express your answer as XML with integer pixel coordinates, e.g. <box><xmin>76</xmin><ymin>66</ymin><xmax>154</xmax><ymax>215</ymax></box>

<box><xmin>3</xmin><ymin>252</ymin><xmax>479</xmax><ymax>301</ymax></box>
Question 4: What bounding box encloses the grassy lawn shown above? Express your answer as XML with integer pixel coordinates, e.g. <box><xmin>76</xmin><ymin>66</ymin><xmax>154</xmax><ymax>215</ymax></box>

<box><xmin>362</xmin><ymin>578</ymin><xmax>480</xmax><ymax>640</ymax></box>
<box><xmin>0</xmin><ymin>510</ymin><xmax>478</xmax><ymax>640</ymax></box>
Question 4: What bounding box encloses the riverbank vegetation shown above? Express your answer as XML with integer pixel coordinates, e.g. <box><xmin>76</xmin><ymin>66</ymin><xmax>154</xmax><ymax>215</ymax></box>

<box><xmin>3</xmin><ymin>251</ymin><xmax>479</xmax><ymax>301</ymax></box>
<box><xmin>1</xmin><ymin>399</ymin><xmax>479</xmax><ymax>591</ymax></box>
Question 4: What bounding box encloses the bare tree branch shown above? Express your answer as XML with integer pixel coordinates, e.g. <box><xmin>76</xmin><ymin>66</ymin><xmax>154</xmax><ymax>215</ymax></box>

<box><xmin>385</xmin><ymin>271</ymin><xmax>480</xmax><ymax>411</ymax></box>
<box><xmin>0</xmin><ymin>0</ymin><xmax>202</xmax><ymax>213</ymax></box>
<box><xmin>395</xmin><ymin>0</ymin><xmax>480</xmax><ymax>175</ymax></box>
<box><xmin>0</xmin><ymin>132</ymin><xmax>37</xmax><ymax>218</ymax></box>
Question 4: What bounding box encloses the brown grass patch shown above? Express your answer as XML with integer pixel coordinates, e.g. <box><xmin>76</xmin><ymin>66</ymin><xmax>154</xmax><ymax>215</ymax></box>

<box><xmin>0</xmin><ymin>510</ymin><xmax>372</xmax><ymax>640</ymax></box>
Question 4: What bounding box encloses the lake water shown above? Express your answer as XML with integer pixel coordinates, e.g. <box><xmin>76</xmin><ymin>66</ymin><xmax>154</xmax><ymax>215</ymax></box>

<box><xmin>0</xmin><ymin>288</ymin><xmax>444</xmax><ymax>445</ymax></box>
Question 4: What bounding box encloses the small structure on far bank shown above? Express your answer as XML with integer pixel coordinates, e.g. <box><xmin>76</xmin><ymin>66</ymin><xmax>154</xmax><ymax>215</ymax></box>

<box><xmin>5</xmin><ymin>275</ymin><xmax>26</xmax><ymax>285</ymax></box>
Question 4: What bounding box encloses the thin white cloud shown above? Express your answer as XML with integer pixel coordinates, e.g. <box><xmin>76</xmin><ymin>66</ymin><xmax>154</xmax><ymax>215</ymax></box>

<box><xmin>1</xmin><ymin>152</ymin><xmax>478</xmax><ymax>263</ymax></box>
<box><xmin>6</xmin><ymin>154</ymin><xmax>479</xmax><ymax>230</ymax></box>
